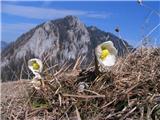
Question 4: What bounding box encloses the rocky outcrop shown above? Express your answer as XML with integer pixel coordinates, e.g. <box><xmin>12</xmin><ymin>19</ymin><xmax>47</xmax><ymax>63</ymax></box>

<box><xmin>1</xmin><ymin>16</ymin><xmax>132</xmax><ymax>81</ymax></box>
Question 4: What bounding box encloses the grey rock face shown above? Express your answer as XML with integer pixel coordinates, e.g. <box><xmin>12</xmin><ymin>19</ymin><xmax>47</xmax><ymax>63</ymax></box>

<box><xmin>1</xmin><ymin>16</ymin><xmax>132</xmax><ymax>81</ymax></box>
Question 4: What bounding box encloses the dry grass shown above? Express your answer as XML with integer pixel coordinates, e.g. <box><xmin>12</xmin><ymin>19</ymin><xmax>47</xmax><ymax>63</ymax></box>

<box><xmin>1</xmin><ymin>47</ymin><xmax>160</xmax><ymax>120</ymax></box>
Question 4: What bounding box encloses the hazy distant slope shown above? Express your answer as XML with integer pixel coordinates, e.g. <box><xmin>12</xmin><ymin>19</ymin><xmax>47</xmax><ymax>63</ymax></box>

<box><xmin>1</xmin><ymin>41</ymin><xmax>9</xmax><ymax>50</ymax></box>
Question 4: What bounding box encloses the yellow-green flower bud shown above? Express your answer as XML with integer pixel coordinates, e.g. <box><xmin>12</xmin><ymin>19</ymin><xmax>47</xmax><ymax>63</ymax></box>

<box><xmin>100</xmin><ymin>49</ymin><xmax>110</xmax><ymax>61</ymax></box>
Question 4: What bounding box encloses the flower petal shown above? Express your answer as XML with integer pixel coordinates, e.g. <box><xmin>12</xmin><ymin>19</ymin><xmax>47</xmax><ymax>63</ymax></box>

<box><xmin>28</xmin><ymin>58</ymin><xmax>43</xmax><ymax>74</ymax></box>
<box><xmin>95</xmin><ymin>41</ymin><xmax>118</xmax><ymax>70</ymax></box>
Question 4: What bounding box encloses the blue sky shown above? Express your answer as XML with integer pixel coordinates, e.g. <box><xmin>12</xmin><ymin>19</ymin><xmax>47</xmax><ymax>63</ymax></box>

<box><xmin>1</xmin><ymin>1</ymin><xmax>160</xmax><ymax>46</ymax></box>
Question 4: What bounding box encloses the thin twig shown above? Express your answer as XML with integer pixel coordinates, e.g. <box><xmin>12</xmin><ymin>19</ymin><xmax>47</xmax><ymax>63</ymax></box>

<box><xmin>84</xmin><ymin>89</ymin><xmax>101</xmax><ymax>95</ymax></box>
<box><xmin>101</xmin><ymin>98</ymin><xmax>116</xmax><ymax>109</ymax></box>
<box><xmin>120</xmin><ymin>107</ymin><xmax>137</xmax><ymax>120</ymax></box>
<box><xmin>75</xmin><ymin>105</ymin><xmax>81</xmax><ymax>120</ymax></box>
<box><xmin>62</xmin><ymin>94</ymin><xmax>105</xmax><ymax>99</ymax></box>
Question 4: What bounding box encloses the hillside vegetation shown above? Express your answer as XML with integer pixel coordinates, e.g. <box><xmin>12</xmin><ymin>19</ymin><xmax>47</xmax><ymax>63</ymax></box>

<box><xmin>1</xmin><ymin>47</ymin><xmax>160</xmax><ymax>120</ymax></box>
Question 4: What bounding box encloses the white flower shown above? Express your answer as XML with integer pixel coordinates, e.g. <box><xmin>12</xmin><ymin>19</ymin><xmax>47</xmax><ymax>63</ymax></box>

<box><xmin>28</xmin><ymin>58</ymin><xmax>43</xmax><ymax>75</ymax></box>
<box><xmin>31</xmin><ymin>73</ymin><xmax>42</xmax><ymax>90</ymax></box>
<box><xmin>78</xmin><ymin>82</ymin><xmax>89</xmax><ymax>92</ymax></box>
<box><xmin>95</xmin><ymin>41</ymin><xmax>118</xmax><ymax>70</ymax></box>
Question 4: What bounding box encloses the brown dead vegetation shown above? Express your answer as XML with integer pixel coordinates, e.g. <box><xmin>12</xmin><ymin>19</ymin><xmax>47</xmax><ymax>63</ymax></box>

<box><xmin>1</xmin><ymin>47</ymin><xmax>160</xmax><ymax>120</ymax></box>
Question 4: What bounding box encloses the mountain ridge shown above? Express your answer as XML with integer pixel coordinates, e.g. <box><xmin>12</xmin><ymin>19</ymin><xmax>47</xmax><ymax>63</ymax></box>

<box><xmin>1</xmin><ymin>15</ymin><xmax>133</xmax><ymax>81</ymax></box>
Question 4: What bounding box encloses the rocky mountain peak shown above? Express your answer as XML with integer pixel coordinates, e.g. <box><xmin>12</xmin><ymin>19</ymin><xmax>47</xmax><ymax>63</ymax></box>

<box><xmin>64</xmin><ymin>15</ymin><xmax>80</xmax><ymax>25</ymax></box>
<box><xmin>1</xmin><ymin>16</ymin><xmax>133</xmax><ymax>81</ymax></box>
